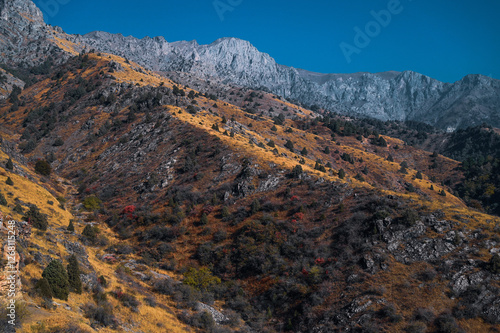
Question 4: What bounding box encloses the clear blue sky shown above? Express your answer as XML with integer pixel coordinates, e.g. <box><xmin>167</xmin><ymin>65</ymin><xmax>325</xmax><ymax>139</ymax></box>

<box><xmin>33</xmin><ymin>0</ymin><xmax>500</xmax><ymax>83</ymax></box>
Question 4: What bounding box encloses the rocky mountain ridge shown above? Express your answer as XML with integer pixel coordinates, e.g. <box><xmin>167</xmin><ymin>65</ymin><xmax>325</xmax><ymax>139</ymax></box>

<box><xmin>1</xmin><ymin>0</ymin><xmax>500</xmax><ymax>130</ymax></box>
<box><xmin>72</xmin><ymin>32</ymin><xmax>500</xmax><ymax>130</ymax></box>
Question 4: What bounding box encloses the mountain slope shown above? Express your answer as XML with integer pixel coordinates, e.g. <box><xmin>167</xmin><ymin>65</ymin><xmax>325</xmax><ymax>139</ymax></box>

<box><xmin>71</xmin><ymin>32</ymin><xmax>500</xmax><ymax>130</ymax></box>
<box><xmin>0</xmin><ymin>48</ymin><xmax>499</xmax><ymax>332</ymax></box>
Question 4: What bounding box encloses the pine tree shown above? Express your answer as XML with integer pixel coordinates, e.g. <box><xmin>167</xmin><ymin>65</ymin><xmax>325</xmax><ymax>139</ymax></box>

<box><xmin>221</xmin><ymin>206</ymin><xmax>230</xmax><ymax>219</ymax></box>
<box><xmin>250</xmin><ymin>199</ymin><xmax>261</xmax><ymax>215</ymax></box>
<box><xmin>67</xmin><ymin>255</ymin><xmax>82</xmax><ymax>294</ymax></box>
<box><xmin>200</xmin><ymin>213</ymin><xmax>208</xmax><ymax>225</ymax></box>
<box><xmin>67</xmin><ymin>220</ymin><xmax>75</xmax><ymax>232</ymax></box>
<box><xmin>35</xmin><ymin>277</ymin><xmax>53</xmax><ymax>299</ymax></box>
<box><xmin>6</xmin><ymin>177</ymin><xmax>14</xmax><ymax>186</ymax></box>
<box><xmin>301</xmin><ymin>147</ymin><xmax>308</xmax><ymax>156</ymax></box>
<box><xmin>284</xmin><ymin>140</ymin><xmax>294</xmax><ymax>151</ymax></box>
<box><xmin>42</xmin><ymin>259</ymin><xmax>69</xmax><ymax>300</ymax></box>
<box><xmin>5</xmin><ymin>157</ymin><xmax>13</xmax><ymax>170</ymax></box>
<box><xmin>0</xmin><ymin>191</ymin><xmax>7</xmax><ymax>206</ymax></box>
<box><xmin>338</xmin><ymin>169</ymin><xmax>346</xmax><ymax>179</ymax></box>
<box><xmin>416</xmin><ymin>171</ymin><xmax>423</xmax><ymax>180</ymax></box>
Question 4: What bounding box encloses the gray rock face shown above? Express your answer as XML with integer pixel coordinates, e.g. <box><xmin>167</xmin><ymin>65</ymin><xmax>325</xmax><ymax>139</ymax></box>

<box><xmin>0</xmin><ymin>0</ymin><xmax>69</xmax><ymax>66</ymax></box>
<box><xmin>73</xmin><ymin>32</ymin><xmax>500</xmax><ymax>130</ymax></box>
<box><xmin>2</xmin><ymin>0</ymin><xmax>499</xmax><ymax>129</ymax></box>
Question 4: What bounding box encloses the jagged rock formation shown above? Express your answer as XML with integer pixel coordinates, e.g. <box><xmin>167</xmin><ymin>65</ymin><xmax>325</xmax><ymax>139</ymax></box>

<box><xmin>1</xmin><ymin>0</ymin><xmax>499</xmax><ymax>130</ymax></box>
<box><xmin>72</xmin><ymin>32</ymin><xmax>500</xmax><ymax>130</ymax></box>
<box><xmin>0</xmin><ymin>0</ymin><xmax>67</xmax><ymax>66</ymax></box>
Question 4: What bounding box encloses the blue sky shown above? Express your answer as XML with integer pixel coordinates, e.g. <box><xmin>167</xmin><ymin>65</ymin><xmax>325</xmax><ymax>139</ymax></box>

<box><xmin>33</xmin><ymin>0</ymin><xmax>500</xmax><ymax>83</ymax></box>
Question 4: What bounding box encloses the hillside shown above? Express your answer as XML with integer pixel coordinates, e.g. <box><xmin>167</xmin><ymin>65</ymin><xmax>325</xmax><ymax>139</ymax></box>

<box><xmin>0</xmin><ymin>45</ymin><xmax>498</xmax><ymax>333</ymax></box>
<box><xmin>0</xmin><ymin>0</ymin><xmax>500</xmax><ymax>332</ymax></box>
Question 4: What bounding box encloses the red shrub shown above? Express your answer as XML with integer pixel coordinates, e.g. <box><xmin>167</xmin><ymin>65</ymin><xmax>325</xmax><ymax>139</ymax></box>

<box><xmin>122</xmin><ymin>205</ymin><xmax>136</xmax><ymax>215</ymax></box>
<box><xmin>293</xmin><ymin>212</ymin><xmax>305</xmax><ymax>220</ymax></box>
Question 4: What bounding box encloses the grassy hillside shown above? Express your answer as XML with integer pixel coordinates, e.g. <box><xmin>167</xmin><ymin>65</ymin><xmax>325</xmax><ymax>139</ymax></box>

<box><xmin>0</xmin><ymin>50</ymin><xmax>499</xmax><ymax>332</ymax></box>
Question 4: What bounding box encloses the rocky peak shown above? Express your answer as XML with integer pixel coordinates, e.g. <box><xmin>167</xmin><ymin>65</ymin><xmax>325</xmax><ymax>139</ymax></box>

<box><xmin>0</xmin><ymin>0</ymin><xmax>44</xmax><ymax>24</ymax></box>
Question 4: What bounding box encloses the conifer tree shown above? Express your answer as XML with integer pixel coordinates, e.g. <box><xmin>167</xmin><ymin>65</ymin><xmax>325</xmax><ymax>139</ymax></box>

<box><xmin>67</xmin><ymin>255</ymin><xmax>82</xmax><ymax>294</ymax></box>
<box><xmin>42</xmin><ymin>260</ymin><xmax>69</xmax><ymax>300</ymax></box>
<box><xmin>5</xmin><ymin>157</ymin><xmax>13</xmax><ymax>170</ymax></box>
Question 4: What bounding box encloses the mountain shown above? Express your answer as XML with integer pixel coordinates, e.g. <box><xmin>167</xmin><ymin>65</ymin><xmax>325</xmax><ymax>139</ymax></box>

<box><xmin>72</xmin><ymin>32</ymin><xmax>500</xmax><ymax>130</ymax></box>
<box><xmin>1</xmin><ymin>0</ymin><xmax>499</xmax><ymax>130</ymax></box>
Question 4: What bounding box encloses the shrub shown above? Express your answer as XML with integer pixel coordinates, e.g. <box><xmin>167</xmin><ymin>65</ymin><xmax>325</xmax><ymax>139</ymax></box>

<box><xmin>24</xmin><ymin>204</ymin><xmax>48</xmax><ymax>230</ymax></box>
<box><xmin>489</xmin><ymin>254</ymin><xmax>500</xmax><ymax>274</ymax></box>
<box><xmin>405</xmin><ymin>322</ymin><xmax>427</xmax><ymax>333</ymax></box>
<box><xmin>13</xmin><ymin>203</ymin><xmax>24</xmax><ymax>214</ymax></box>
<box><xmin>35</xmin><ymin>277</ymin><xmax>53</xmax><ymax>299</ymax></box>
<box><xmin>82</xmin><ymin>302</ymin><xmax>116</xmax><ymax>327</ymax></box>
<box><xmin>0</xmin><ymin>191</ymin><xmax>7</xmax><ymax>206</ymax></box>
<box><xmin>5</xmin><ymin>157</ymin><xmax>13</xmax><ymax>170</ymax></box>
<box><xmin>199</xmin><ymin>213</ymin><xmax>209</xmax><ymax>226</ymax></box>
<box><xmin>284</xmin><ymin>140</ymin><xmax>294</xmax><ymax>150</ymax></box>
<box><xmin>183</xmin><ymin>267</ymin><xmax>221</xmax><ymax>292</ymax></box>
<box><xmin>400</xmin><ymin>209</ymin><xmax>419</xmax><ymax>226</ymax></box>
<box><xmin>42</xmin><ymin>259</ymin><xmax>69</xmax><ymax>300</ymax></box>
<box><xmin>35</xmin><ymin>160</ymin><xmax>52</xmax><ymax>176</ymax></box>
<box><xmin>67</xmin><ymin>255</ymin><xmax>82</xmax><ymax>294</ymax></box>
<box><xmin>83</xmin><ymin>196</ymin><xmax>102</xmax><ymax>211</ymax></box>
<box><xmin>290</xmin><ymin>165</ymin><xmax>303</xmax><ymax>179</ymax></box>
<box><xmin>433</xmin><ymin>312</ymin><xmax>464</xmax><ymax>333</ymax></box>
<box><xmin>82</xmin><ymin>224</ymin><xmax>100</xmax><ymax>243</ymax></box>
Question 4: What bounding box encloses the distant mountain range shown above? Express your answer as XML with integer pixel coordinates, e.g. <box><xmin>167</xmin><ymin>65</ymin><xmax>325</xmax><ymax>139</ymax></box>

<box><xmin>2</xmin><ymin>0</ymin><xmax>500</xmax><ymax>130</ymax></box>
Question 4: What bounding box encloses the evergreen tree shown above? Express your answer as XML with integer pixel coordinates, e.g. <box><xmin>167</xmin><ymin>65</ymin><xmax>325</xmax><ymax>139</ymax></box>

<box><xmin>35</xmin><ymin>160</ymin><xmax>52</xmax><ymax>176</ymax></box>
<box><xmin>250</xmin><ymin>199</ymin><xmax>261</xmax><ymax>215</ymax></box>
<box><xmin>271</xmin><ymin>125</ymin><xmax>278</xmax><ymax>132</ymax></box>
<box><xmin>6</xmin><ymin>177</ymin><xmax>14</xmax><ymax>186</ymax></box>
<box><xmin>221</xmin><ymin>206</ymin><xmax>230</xmax><ymax>219</ymax></box>
<box><xmin>82</xmin><ymin>224</ymin><xmax>99</xmax><ymax>243</ymax></box>
<box><xmin>5</xmin><ymin>157</ymin><xmax>13</xmax><ymax>170</ymax></box>
<box><xmin>35</xmin><ymin>277</ymin><xmax>53</xmax><ymax>299</ymax></box>
<box><xmin>338</xmin><ymin>169</ymin><xmax>346</xmax><ymax>179</ymax></box>
<box><xmin>67</xmin><ymin>220</ymin><xmax>75</xmax><ymax>232</ymax></box>
<box><xmin>291</xmin><ymin>165</ymin><xmax>303</xmax><ymax>179</ymax></box>
<box><xmin>67</xmin><ymin>255</ymin><xmax>82</xmax><ymax>294</ymax></box>
<box><xmin>200</xmin><ymin>213</ymin><xmax>208</xmax><ymax>225</ymax></box>
<box><xmin>387</xmin><ymin>154</ymin><xmax>394</xmax><ymax>162</ymax></box>
<box><xmin>284</xmin><ymin>140</ymin><xmax>294</xmax><ymax>151</ymax></box>
<box><xmin>301</xmin><ymin>147</ymin><xmax>308</xmax><ymax>156</ymax></box>
<box><xmin>24</xmin><ymin>205</ymin><xmax>48</xmax><ymax>231</ymax></box>
<box><xmin>0</xmin><ymin>191</ymin><xmax>7</xmax><ymax>206</ymax></box>
<box><xmin>42</xmin><ymin>260</ymin><xmax>69</xmax><ymax>300</ymax></box>
<box><xmin>416</xmin><ymin>171</ymin><xmax>423</xmax><ymax>180</ymax></box>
